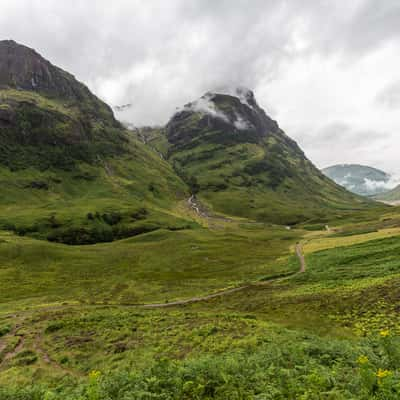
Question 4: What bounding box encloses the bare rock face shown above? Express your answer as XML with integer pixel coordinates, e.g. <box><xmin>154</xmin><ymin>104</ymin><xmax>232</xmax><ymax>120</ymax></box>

<box><xmin>0</xmin><ymin>40</ymin><xmax>76</xmax><ymax>99</ymax></box>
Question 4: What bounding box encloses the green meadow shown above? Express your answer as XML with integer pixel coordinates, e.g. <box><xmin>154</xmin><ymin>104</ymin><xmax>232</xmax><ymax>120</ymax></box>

<box><xmin>1</xmin><ymin>204</ymin><xmax>400</xmax><ymax>399</ymax></box>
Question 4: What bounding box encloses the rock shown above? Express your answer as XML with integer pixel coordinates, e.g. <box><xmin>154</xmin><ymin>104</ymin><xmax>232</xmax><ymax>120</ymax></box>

<box><xmin>24</xmin><ymin>181</ymin><xmax>49</xmax><ymax>190</ymax></box>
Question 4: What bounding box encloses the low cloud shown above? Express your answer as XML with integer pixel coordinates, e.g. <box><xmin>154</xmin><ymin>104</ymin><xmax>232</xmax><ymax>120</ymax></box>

<box><xmin>364</xmin><ymin>175</ymin><xmax>400</xmax><ymax>191</ymax></box>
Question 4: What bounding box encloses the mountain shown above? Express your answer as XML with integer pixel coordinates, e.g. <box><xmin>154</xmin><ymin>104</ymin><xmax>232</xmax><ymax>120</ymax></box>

<box><xmin>145</xmin><ymin>88</ymin><xmax>379</xmax><ymax>224</ymax></box>
<box><xmin>0</xmin><ymin>39</ymin><xmax>129</xmax><ymax>169</ymax></box>
<box><xmin>0</xmin><ymin>41</ymin><xmax>383</xmax><ymax>243</ymax></box>
<box><xmin>0</xmin><ymin>40</ymin><xmax>190</xmax><ymax>244</ymax></box>
<box><xmin>322</xmin><ymin>164</ymin><xmax>392</xmax><ymax>196</ymax></box>
<box><xmin>374</xmin><ymin>185</ymin><xmax>400</xmax><ymax>204</ymax></box>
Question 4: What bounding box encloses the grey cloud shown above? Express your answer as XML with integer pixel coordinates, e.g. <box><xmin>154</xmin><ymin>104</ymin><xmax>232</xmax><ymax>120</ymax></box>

<box><xmin>297</xmin><ymin>122</ymin><xmax>382</xmax><ymax>148</ymax></box>
<box><xmin>376</xmin><ymin>81</ymin><xmax>400</xmax><ymax>108</ymax></box>
<box><xmin>295</xmin><ymin>122</ymin><xmax>392</xmax><ymax>171</ymax></box>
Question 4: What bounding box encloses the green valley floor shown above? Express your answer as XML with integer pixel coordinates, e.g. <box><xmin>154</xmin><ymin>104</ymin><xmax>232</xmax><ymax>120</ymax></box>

<box><xmin>1</xmin><ymin>205</ymin><xmax>400</xmax><ymax>399</ymax></box>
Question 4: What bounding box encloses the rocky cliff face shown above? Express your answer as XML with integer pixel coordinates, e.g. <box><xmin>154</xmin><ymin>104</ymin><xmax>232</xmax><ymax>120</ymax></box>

<box><xmin>0</xmin><ymin>40</ymin><xmax>114</xmax><ymax>117</ymax></box>
<box><xmin>1</xmin><ymin>40</ymin><xmax>72</xmax><ymax>94</ymax></box>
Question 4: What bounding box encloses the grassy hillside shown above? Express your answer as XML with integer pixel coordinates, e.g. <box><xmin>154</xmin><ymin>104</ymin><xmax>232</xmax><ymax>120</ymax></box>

<box><xmin>0</xmin><ymin>130</ymin><xmax>192</xmax><ymax>244</ymax></box>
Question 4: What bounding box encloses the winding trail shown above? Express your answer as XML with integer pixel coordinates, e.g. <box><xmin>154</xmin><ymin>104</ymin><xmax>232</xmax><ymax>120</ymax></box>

<box><xmin>33</xmin><ymin>331</ymin><xmax>82</xmax><ymax>377</ymax></box>
<box><xmin>143</xmin><ymin>285</ymin><xmax>251</xmax><ymax>308</ymax></box>
<box><xmin>1</xmin><ymin>335</ymin><xmax>25</xmax><ymax>365</ymax></box>
<box><xmin>0</xmin><ymin>318</ymin><xmax>25</xmax><ymax>369</ymax></box>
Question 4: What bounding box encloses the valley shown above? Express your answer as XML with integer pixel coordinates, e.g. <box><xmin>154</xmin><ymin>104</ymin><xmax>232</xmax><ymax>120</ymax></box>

<box><xmin>1</xmin><ymin>204</ymin><xmax>400</xmax><ymax>398</ymax></box>
<box><xmin>1</xmin><ymin>40</ymin><xmax>400</xmax><ymax>399</ymax></box>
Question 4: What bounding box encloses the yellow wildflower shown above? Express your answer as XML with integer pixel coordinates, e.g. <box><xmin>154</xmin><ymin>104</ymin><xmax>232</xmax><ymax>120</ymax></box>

<box><xmin>380</xmin><ymin>329</ymin><xmax>390</xmax><ymax>337</ymax></box>
<box><xmin>89</xmin><ymin>370</ymin><xmax>101</xmax><ymax>380</ymax></box>
<box><xmin>357</xmin><ymin>355</ymin><xmax>369</xmax><ymax>365</ymax></box>
<box><xmin>376</xmin><ymin>369</ymin><xmax>392</xmax><ymax>379</ymax></box>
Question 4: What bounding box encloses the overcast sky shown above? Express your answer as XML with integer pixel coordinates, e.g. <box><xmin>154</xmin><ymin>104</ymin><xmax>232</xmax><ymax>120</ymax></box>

<box><xmin>1</xmin><ymin>0</ymin><xmax>400</xmax><ymax>174</ymax></box>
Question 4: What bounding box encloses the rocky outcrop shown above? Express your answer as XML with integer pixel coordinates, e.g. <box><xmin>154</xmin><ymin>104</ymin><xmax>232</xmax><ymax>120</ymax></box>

<box><xmin>0</xmin><ymin>40</ymin><xmax>118</xmax><ymax>123</ymax></box>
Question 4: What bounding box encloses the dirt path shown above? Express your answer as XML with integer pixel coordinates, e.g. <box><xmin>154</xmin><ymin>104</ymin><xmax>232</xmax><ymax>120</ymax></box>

<box><xmin>0</xmin><ymin>318</ymin><xmax>25</xmax><ymax>369</ymax></box>
<box><xmin>0</xmin><ymin>243</ymin><xmax>309</xmax><ymax>375</ymax></box>
<box><xmin>1</xmin><ymin>335</ymin><xmax>25</xmax><ymax>365</ymax></box>
<box><xmin>0</xmin><ymin>315</ymin><xmax>81</xmax><ymax>375</ymax></box>
<box><xmin>0</xmin><ymin>317</ymin><xmax>23</xmax><ymax>359</ymax></box>
<box><xmin>295</xmin><ymin>243</ymin><xmax>307</xmax><ymax>273</ymax></box>
<box><xmin>33</xmin><ymin>331</ymin><xmax>82</xmax><ymax>377</ymax></box>
<box><xmin>142</xmin><ymin>285</ymin><xmax>252</xmax><ymax>308</ymax></box>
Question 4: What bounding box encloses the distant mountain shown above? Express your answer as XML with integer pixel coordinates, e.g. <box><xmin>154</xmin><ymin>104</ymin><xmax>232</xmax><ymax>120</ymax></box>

<box><xmin>374</xmin><ymin>185</ymin><xmax>400</xmax><ymax>204</ymax></box>
<box><xmin>161</xmin><ymin>89</ymin><xmax>377</xmax><ymax>224</ymax></box>
<box><xmin>322</xmin><ymin>164</ymin><xmax>391</xmax><ymax>196</ymax></box>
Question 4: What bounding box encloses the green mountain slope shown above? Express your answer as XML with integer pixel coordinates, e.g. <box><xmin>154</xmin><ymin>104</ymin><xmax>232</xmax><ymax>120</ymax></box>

<box><xmin>161</xmin><ymin>89</ymin><xmax>380</xmax><ymax>224</ymax></box>
<box><xmin>322</xmin><ymin>164</ymin><xmax>391</xmax><ymax>196</ymax></box>
<box><xmin>0</xmin><ymin>40</ymin><xmax>190</xmax><ymax>243</ymax></box>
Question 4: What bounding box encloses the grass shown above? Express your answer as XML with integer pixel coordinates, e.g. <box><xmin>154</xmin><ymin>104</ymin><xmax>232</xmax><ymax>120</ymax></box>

<box><xmin>191</xmin><ymin>225</ymin><xmax>400</xmax><ymax>334</ymax></box>
<box><xmin>0</xmin><ymin>224</ymin><xmax>300</xmax><ymax>313</ymax></box>
<box><xmin>2</xmin><ymin>206</ymin><xmax>400</xmax><ymax>397</ymax></box>
<box><xmin>2</xmin><ymin>307</ymin><xmax>400</xmax><ymax>399</ymax></box>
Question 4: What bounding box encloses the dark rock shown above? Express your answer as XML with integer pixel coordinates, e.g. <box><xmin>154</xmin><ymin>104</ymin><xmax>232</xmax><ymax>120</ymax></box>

<box><xmin>24</xmin><ymin>181</ymin><xmax>49</xmax><ymax>190</ymax></box>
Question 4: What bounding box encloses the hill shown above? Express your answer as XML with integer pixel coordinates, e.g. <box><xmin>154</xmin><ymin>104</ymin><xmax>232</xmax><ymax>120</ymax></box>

<box><xmin>374</xmin><ymin>184</ymin><xmax>400</xmax><ymax>204</ymax></box>
<box><xmin>0</xmin><ymin>40</ymin><xmax>190</xmax><ymax>244</ymax></box>
<box><xmin>158</xmin><ymin>89</ymin><xmax>379</xmax><ymax>224</ymax></box>
<box><xmin>322</xmin><ymin>164</ymin><xmax>392</xmax><ymax>196</ymax></box>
